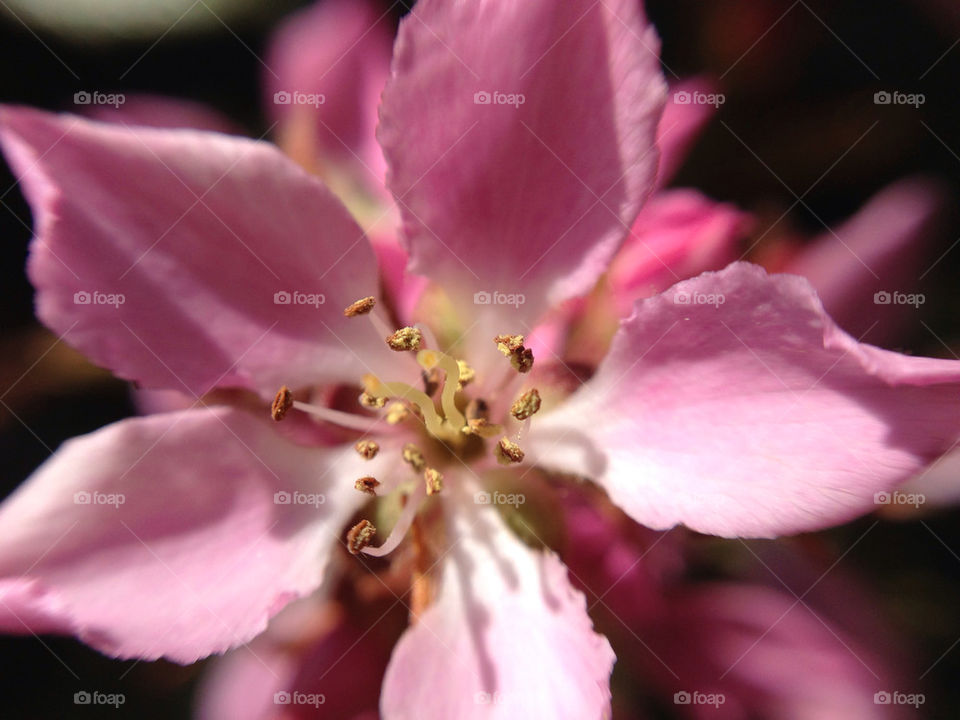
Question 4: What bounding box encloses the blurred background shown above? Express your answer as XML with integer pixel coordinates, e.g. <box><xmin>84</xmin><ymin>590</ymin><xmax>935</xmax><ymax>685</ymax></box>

<box><xmin>1</xmin><ymin>0</ymin><xmax>960</xmax><ymax>717</ymax></box>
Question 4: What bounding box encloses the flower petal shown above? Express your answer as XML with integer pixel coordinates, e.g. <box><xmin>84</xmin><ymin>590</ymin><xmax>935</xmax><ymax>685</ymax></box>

<box><xmin>80</xmin><ymin>93</ymin><xmax>244</xmax><ymax>134</ymax></box>
<box><xmin>378</xmin><ymin>0</ymin><xmax>666</xmax><ymax>330</ymax></box>
<box><xmin>656</xmin><ymin>77</ymin><xmax>720</xmax><ymax>188</ymax></box>
<box><xmin>783</xmin><ymin>177</ymin><xmax>947</xmax><ymax>346</ymax></box>
<box><xmin>380</xmin><ymin>498</ymin><xmax>614</xmax><ymax>720</ymax></box>
<box><xmin>0</xmin><ymin>106</ymin><xmax>395</xmax><ymax>398</ymax></box>
<box><xmin>264</xmin><ymin>0</ymin><xmax>393</xmax><ymax>188</ymax></box>
<box><xmin>529</xmin><ymin>262</ymin><xmax>960</xmax><ymax>537</ymax></box>
<box><xmin>0</xmin><ymin>407</ymin><xmax>386</xmax><ymax>663</ymax></box>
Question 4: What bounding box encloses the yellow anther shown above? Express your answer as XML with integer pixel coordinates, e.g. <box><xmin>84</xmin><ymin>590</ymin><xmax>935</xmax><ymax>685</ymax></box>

<box><xmin>424</xmin><ymin>467</ymin><xmax>443</xmax><ymax>496</ymax></box>
<box><xmin>354</xmin><ymin>440</ymin><xmax>380</xmax><ymax>459</ymax></box>
<box><xmin>344</xmin><ymin>296</ymin><xmax>376</xmax><ymax>317</ymax></box>
<box><xmin>386</xmin><ymin>326</ymin><xmax>423</xmax><ymax>352</ymax></box>
<box><xmin>355</xmin><ymin>476</ymin><xmax>380</xmax><ymax>495</ymax></box>
<box><xmin>347</xmin><ymin>519</ymin><xmax>377</xmax><ymax>554</ymax></box>
<box><xmin>403</xmin><ymin>443</ymin><xmax>427</xmax><ymax>473</ymax></box>
<box><xmin>359</xmin><ymin>392</ymin><xmax>387</xmax><ymax>409</ymax></box>
<box><xmin>496</xmin><ymin>437</ymin><xmax>525</xmax><ymax>465</ymax></box>
<box><xmin>385</xmin><ymin>402</ymin><xmax>411</xmax><ymax>424</ymax></box>
<box><xmin>463</xmin><ymin>418</ymin><xmax>503</xmax><ymax>438</ymax></box>
<box><xmin>456</xmin><ymin>359</ymin><xmax>476</xmax><ymax>388</ymax></box>
<box><xmin>510</xmin><ymin>389</ymin><xmax>541</xmax><ymax>421</ymax></box>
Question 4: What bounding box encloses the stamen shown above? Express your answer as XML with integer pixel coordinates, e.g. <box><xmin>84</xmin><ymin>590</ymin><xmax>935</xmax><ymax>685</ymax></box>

<box><xmin>416</xmin><ymin>349</ymin><xmax>466</xmax><ymax>431</ymax></box>
<box><xmin>496</xmin><ymin>437</ymin><xmax>525</xmax><ymax>465</ymax></box>
<box><xmin>292</xmin><ymin>400</ymin><xmax>383</xmax><ymax>432</ymax></box>
<box><xmin>271</xmin><ymin>386</ymin><xmax>293</xmax><ymax>421</ymax></box>
<box><xmin>386</xmin><ymin>327</ymin><xmax>423</xmax><ymax>352</ymax></box>
<box><xmin>424</xmin><ymin>467</ymin><xmax>443</xmax><ymax>496</ymax></box>
<box><xmin>494</xmin><ymin>334</ymin><xmax>525</xmax><ymax>355</ymax></box>
<box><xmin>343</xmin><ymin>296</ymin><xmax>376</xmax><ymax>317</ymax></box>
<box><xmin>363</xmin><ymin>374</ymin><xmax>444</xmax><ymax>436</ymax></box>
<box><xmin>463</xmin><ymin>418</ymin><xmax>503</xmax><ymax>438</ymax></box>
<box><xmin>402</xmin><ymin>443</ymin><xmax>427</xmax><ymax>472</ymax></box>
<box><xmin>385</xmin><ymin>402</ymin><xmax>411</xmax><ymax>424</ymax></box>
<box><xmin>510</xmin><ymin>388</ymin><xmax>541</xmax><ymax>420</ymax></box>
<box><xmin>359</xmin><ymin>392</ymin><xmax>387</xmax><ymax>409</ymax></box>
<box><xmin>347</xmin><ymin>519</ymin><xmax>377</xmax><ymax>554</ymax></box>
<box><xmin>493</xmin><ymin>334</ymin><xmax>534</xmax><ymax>374</ymax></box>
<box><xmin>354</xmin><ymin>440</ymin><xmax>380</xmax><ymax>459</ymax></box>
<box><xmin>354</xmin><ymin>476</ymin><xmax>380</xmax><ymax>495</ymax></box>
<box><xmin>361</xmin><ymin>484</ymin><xmax>426</xmax><ymax>558</ymax></box>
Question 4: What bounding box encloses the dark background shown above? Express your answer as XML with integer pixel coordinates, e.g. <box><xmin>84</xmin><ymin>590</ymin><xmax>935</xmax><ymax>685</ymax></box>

<box><xmin>1</xmin><ymin>0</ymin><xmax>960</xmax><ymax>717</ymax></box>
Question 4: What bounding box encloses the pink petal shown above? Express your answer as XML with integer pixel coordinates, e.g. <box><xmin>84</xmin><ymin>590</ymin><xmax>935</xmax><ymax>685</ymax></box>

<box><xmin>529</xmin><ymin>262</ymin><xmax>960</xmax><ymax>538</ymax></box>
<box><xmin>380</xmin><ymin>499</ymin><xmax>614</xmax><ymax>720</ymax></box>
<box><xmin>264</xmin><ymin>0</ymin><xmax>393</xmax><ymax>188</ymax></box>
<box><xmin>0</xmin><ymin>407</ymin><xmax>386</xmax><ymax>663</ymax></box>
<box><xmin>783</xmin><ymin>178</ymin><xmax>948</xmax><ymax>346</ymax></box>
<box><xmin>0</xmin><ymin>106</ymin><xmax>395</xmax><ymax>399</ymax></box>
<box><xmin>656</xmin><ymin>77</ymin><xmax>721</xmax><ymax>187</ymax></box>
<box><xmin>378</xmin><ymin>0</ymin><xmax>666</xmax><ymax>334</ymax></box>
<box><xmin>80</xmin><ymin>93</ymin><xmax>243</xmax><ymax>134</ymax></box>
<box><xmin>609</xmin><ymin>188</ymin><xmax>751</xmax><ymax>312</ymax></box>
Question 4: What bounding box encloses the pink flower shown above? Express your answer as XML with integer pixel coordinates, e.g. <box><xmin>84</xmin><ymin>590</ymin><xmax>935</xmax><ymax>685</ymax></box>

<box><xmin>2</xmin><ymin>1</ymin><xmax>960</xmax><ymax>717</ymax></box>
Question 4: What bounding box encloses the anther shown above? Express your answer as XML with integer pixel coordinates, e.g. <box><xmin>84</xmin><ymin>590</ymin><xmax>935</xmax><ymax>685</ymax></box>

<box><xmin>424</xmin><ymin>467</ymin><xmax>443</xmax><ymax>496</ymax></box>
<box><xmin>510</xmin><ymin>389</ymin><xmax>541</xmax><ymax>420</ymax></box>
<box><xmin>386</xmin><ymin>327</ymin><xmax>423</xmax><ymax>352</ymax></box>
<box><xmin>385</xmin><ymin>402</ymin><xmax>411</xmax><ymax>424</ymax></box>
<box><xmin>271</xmin><ymin>386</ymin><xmax>293</xmax><ymax>421</ymax></box>
<box><xmin>496</xmin><ymin>437</ymin><xmax>525</xmax><ymax>465</ymax></box>
<box><xmin>403</xmin><ymin>443</ymin><xmax>427</xmax><ymax>472</ymax></box>
<box><xmin>355</xmin><ymin>476</ymin><xmax>380</xmax><ymax>495</ymax></box>
<box><xmin>347</xmin><ymin>519</ymin><xmax>377</xmax><ymax>554</ymax></box>
<box><xmin>355</xmin><ymin>440</ymin><xmax>380</xmax><ymax>459</ymax></box>
<box><xmin>359</xmin><ymin>392</ymin><xmax>388</xmax><ymax>409</ymax></box>
<box><xmin>493</xmin><ymin>335</ymin><xmax>534</xmax><ymax>373</ymax></box>
<box><xmin>343</xmin><ymin>296</ymin><xmax>376</xmax><ymax>317</ymax></box>
<box><xmin>463</xmin><ymin>418</ymin><xmax>503</xmax><ymax>438</ymax></box>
